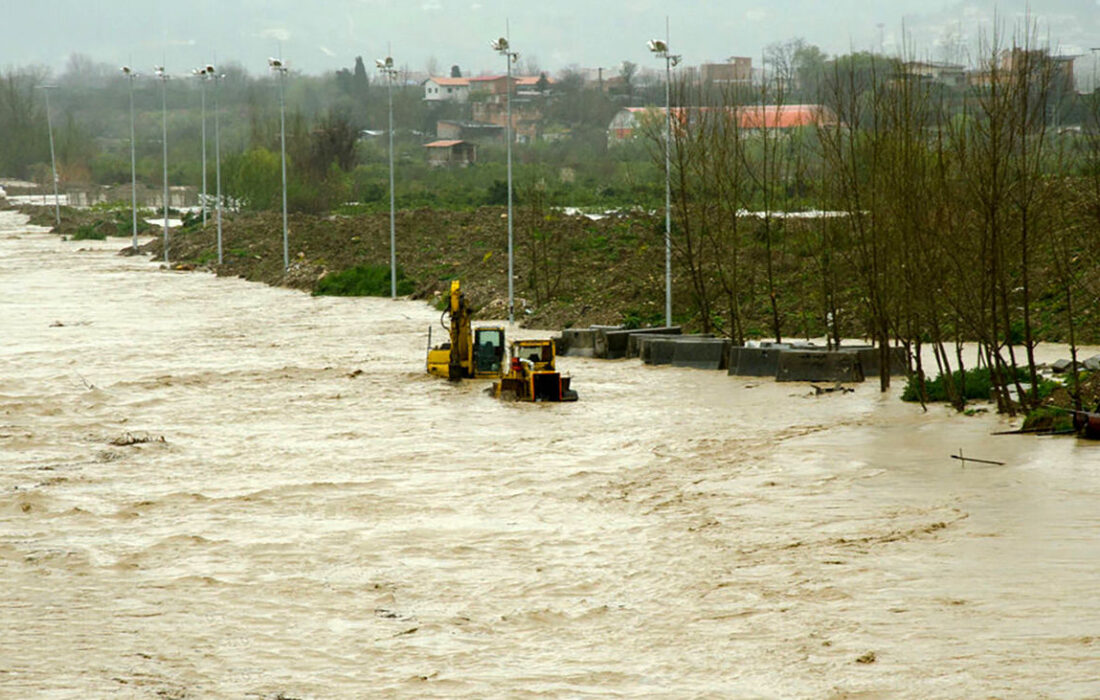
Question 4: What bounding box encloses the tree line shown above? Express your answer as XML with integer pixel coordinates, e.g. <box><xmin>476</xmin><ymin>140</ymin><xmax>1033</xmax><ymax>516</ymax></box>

<box><xmin>645</xmin><ymin>28</ymin><xmax>1098</xmax><ymax>414</ymax></box>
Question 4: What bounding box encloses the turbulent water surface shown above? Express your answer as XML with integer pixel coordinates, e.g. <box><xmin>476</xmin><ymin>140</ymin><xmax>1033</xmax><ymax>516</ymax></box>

<box><xmin>2</xmin><ymin>210</ymin><xmax>1099</xmax><ymax>698</ymax></box>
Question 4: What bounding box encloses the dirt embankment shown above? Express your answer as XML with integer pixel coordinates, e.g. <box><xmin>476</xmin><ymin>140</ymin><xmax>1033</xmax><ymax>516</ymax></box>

<box><xmin>12</xmin><ymin>202</ymin><xmax>1099</xmax><ymax>346</ymax></box>
<box><xmin>136</xmin><ymin>207</ymin><xmax>668</xmax><ymax>330</ymax></box>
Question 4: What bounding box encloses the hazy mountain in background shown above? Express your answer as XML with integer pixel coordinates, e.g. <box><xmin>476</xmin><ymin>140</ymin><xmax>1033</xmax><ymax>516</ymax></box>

<box><xmin>2</xmin><ymin>0</ymin><xmax>1098</xmax><ymax>77</ymax></box>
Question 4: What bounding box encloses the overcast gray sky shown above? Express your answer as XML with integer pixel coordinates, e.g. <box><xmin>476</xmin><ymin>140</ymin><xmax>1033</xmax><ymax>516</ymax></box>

<box><xmin>3</xmin><ymin>0</ymin><xmax>1098</xmax><ymax>77</ymax></box>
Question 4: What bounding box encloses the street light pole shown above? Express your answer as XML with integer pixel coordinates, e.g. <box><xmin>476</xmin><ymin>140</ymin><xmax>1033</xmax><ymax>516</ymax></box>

<box><xmin>37</xmin><ymin>85</ymin><xmax>61</xmax><ymax>229</ymax></box>
<box><xmin>376</xmin><ymin>54</ymin><xmax>399</xmax><ymax>299</ymax></box>
<box><xmin>193</xmin><ymin>67</ymin><xmax>208</xmax><ymax>227</ymax></box>
<box><xmin>206</xmin><ymin>65</ymin><xmax>224</xmax><ymax>265</ymax></box>
<box><xmin>155</xmin><ymin>65</ymin><xmax>169</xmax><ymax>264</ymax></box>
<box><xmin>269</xmin><ymin>57</ymin><xmax>289</xmax><ymax>271</ymax></box>
<box><xmin>648</xmin><ymin>23</ymin><xmax>681</xmax><ymax>328</ymax></box>
<box><xmin>491</xmin><ymin>34</ymin><xmax>519</xmax><ymax>324</ymax></box>
<box><xmin>121</xmin><ymin>66</ymin><xmax>138</xmax><ymax>252</ymax></box>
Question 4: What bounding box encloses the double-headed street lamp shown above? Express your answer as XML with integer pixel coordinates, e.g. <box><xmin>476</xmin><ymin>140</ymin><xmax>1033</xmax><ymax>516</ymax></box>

<box><xmin>36</xmin><ymin>84</ymin><xmax>61</xmax><ymax>230</ymax></box>
<box><xmin>375</xmin><ymin>54</ymin><xmax>399</xmax><ymax>299</ymax></box>
<box><xmin>647</xmin><ymin>30</ymin><xmax>681</xmax><ymax>328</ymax></box>
<box><xmin>490</xmin><ymin>35</ymin><xmax>519</xmax><ymax>324</ymax></box>
<box><xmin>121</xmin><ymin>65</ymin><xmax>138</xmax><ymax>252</ymax></box>
<box><xmin>154</xmin><ymin>65</ymin><xmax>170</xmax><ymax>264</ymax></box>
<box><xmin>192</xmin><ymin>66</ymin><xmax>209</xmax><ymax>228</ymax></box>
<box><xmin>268</xmin><ymin>57</ymin><xmax>289</xmax><ymax>271</ymax></box>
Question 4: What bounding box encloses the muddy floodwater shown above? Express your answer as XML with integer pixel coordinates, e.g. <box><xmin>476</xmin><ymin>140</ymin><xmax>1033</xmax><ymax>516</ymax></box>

<box><xmin>2</xmin><ymin>210</ymin><xmax>1099</xmax><ymax>698</ymax></box>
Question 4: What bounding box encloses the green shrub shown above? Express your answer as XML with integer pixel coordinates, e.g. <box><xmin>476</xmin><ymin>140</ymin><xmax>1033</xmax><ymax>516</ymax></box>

<box><xmin>71</xmin><ymin>223</ymin><xmax>107</xmax><ymax>240</ymax></box>
<box><xmin>313</xmin><ymin>264</ymin><xmax>415</xmax><ymax>297</ymax></box>
<box><xmin>902</xmin><ymin>366</ymin><xmax>1058</xmax><ymax>403</ymax></box>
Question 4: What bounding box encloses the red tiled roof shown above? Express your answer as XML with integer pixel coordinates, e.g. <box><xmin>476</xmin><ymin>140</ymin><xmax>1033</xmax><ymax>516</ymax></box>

<box><xmin>515</xmin><ymin>76</ymin><xmax>554</xmax><ymax>86</ymax></box>
<box><xmin>626</xmin><ymin>104</ymin><xmax>833</xmax><ymax>129</ymax></box>
<box><xmin>737</xmin><ymin>105</ymin><xmax>827</xmax><ymax>129</ymax></box>
<box><xmin>426</xmin><ymin>77</ymin><xmax>470</xmax><ymax>87</ymax></box>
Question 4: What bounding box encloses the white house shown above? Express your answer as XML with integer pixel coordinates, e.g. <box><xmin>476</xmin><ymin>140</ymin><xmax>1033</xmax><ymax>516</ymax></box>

<box><xmin>422</xmin><ymin>77</ymin><xmax>471</xmax><ymax>103</ymax></box>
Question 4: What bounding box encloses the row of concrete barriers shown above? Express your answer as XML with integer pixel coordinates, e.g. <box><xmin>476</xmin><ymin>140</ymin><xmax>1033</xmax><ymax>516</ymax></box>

<box><xmin>554</xmin><ymin>326</ymin><xmax>907</xmax><ymax>382</ymax></box>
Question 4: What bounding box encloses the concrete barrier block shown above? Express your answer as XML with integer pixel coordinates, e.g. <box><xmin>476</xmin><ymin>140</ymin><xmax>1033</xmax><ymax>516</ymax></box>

<box><xmin>645</xmin><ymin>338</ymin><xmax>678</xmax><ymax>365</ymax></box>
<box><xmin>591</xmin><ymin>326</ymin><xmax>625</xmax><ymax>358</ymax></box>
<box><xmin>603</xmin><ymin>326</ymin><xmax>681</xmax><ymax>359</ymax></box>
<box><xmin>1052</xmin><ymin>358</ymin><xmax>1074</xmax><ymax>374</ymax></box>
<box><xmin>776</xmin><ymin>350</ymin><xmax>865</xmax><ymax>383</ymax></box>
<box><xmin>560</xmin><ymin>328</ymin><xmax>598</xmax><ymax>357</ymax></box>
<box><xmin>728</xmin><ymin>346</ymin><xmax>785</xmax><ymax>377</ymax></box>
<box><xmin>855</xmin><ymin>346</ymin><xmax>908</xmax><ymax>377</ymax></box>
<box><xmin>633</xmin><ymin>333</ymin><xmax>683</xmax><ymax>360</ymax></box>
<box><xmin>671</xmin><ymin>338</ymin><xmax>730</xmax><ymax>369</ymax></box>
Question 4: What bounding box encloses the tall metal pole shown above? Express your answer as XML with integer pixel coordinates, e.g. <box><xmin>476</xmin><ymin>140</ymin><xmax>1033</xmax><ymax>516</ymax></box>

<box><xmin>506</xmin><ymin>47</ymin><xmax>514</xmax><ymax>324</ymax></box>
<box><xmin>212</xmin><ymin>68</ymin><xmax>223</xmax><ymax>265</ymax></box>
<box><xmin>385</xmin><ymin>60</ymin><xmax>397</xmax><ymax>299</ymax></box>
<box><xmin>39</xmin><ymin>86</ymin><xmax>61</xmax><ymax>229</ymax></box>
<box><xmin>649</xmin><ymin>22</ymin><xmax>679</xmax><ymax>328</ymax></box>
<box><xmin>492</xmin><ymin>33</ymin><xmax>518</xmax><ymax>324</ymax></box>
<box><xmin>378</xmin><ymin>53</ymin><xmax>400</xmax><ymax>294</ymax></box>
<box><xmin>663</xmin><ymin>47</ymin><xmax>673</xmax><ymax>327</ymax></box>
<box><xmin>156</xmin><ymin>66</ymin><xmax>169</xmax><ymax>264</ymax></box>
<box><xmin>198</xmin><ymin>71</ymin><xmax>207</xmax><ymax>227</ymax></box>
<box><xmin>377</xmin><ymin>55</ymin><xmax>399</xmax><ymax>297</ymax></box>
<box><xmin>277</xmin><ymin>65</ymin><xmax>289</xmax><ymax>271</ymax></box>
<box><xmin>123</xmin><ymin>68</ymin><xmax>137</xmax><ymax>252</ymax></box>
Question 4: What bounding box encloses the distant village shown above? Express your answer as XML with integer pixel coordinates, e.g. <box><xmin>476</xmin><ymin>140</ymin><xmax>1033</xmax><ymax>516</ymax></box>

<box><xmin>412</xmin><ymin>48</ymin><xmax>1082</xmax><ymax>166</ymax></box>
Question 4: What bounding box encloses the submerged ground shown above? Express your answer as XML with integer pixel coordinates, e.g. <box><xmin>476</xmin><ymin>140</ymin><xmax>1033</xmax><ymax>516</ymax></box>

<box><xmin>2</xmin><ymin>210</ymin><xmax>1099</xmax><ymax>697</ymax></box>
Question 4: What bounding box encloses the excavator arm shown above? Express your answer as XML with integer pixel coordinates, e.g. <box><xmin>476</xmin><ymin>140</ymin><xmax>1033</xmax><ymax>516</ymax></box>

<box><xmin>447</xmin><ymin>280</ymin><xmax>471</xmax><ymax>380</ymax></box>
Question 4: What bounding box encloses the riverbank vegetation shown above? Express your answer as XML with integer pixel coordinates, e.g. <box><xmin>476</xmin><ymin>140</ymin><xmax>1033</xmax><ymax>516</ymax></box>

<box><xmin>648</xmin><ymin>28</ymin><xmax>1099</xmax><ymax>416</ymax></box>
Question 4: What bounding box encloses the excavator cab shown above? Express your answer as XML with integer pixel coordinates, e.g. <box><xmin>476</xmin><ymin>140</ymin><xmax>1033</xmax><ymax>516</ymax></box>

<box><xmin>473</xmin><ymin>328</ymin><xmax>504</xmax><ymax>375</ymax></box>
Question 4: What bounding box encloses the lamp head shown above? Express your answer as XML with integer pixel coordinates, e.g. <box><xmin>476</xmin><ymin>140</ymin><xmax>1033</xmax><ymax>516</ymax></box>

<box><xmin>491</xmin><ymin>37</ymin><xmax>510</xmax><ymax>53</ymax></box>
<box><xmin>268</xmin><ymin>57</ymin><xmax>285</xmax><ymax>71</ymax></box>
<box><xmin>121</xmin><ymin>65</ymin><xmax>132</xmax><ymax>75</ymax></box>
<box><xmin>647</xmin><ymin>39</ymin><xmax>668</xmax><ymax>54</ymax></box>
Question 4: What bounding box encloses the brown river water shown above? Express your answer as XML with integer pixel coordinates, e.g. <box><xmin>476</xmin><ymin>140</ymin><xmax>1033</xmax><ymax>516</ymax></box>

<box><xmin>2</xmin><ymin>209</ymin><xmax>1099</xmax><ymax>698</ymax></box>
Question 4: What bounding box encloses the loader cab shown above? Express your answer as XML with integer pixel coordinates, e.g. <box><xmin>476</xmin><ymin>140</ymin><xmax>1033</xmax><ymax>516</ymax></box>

<box><xmin>511</xmin><ymin>339</ymin><xmax>557</xmax><ymax>372</ymax></box>
<box><xmin>473</xmin><ymin>327</ymin><xmax>505</xmax><ymax>376</ymax></box>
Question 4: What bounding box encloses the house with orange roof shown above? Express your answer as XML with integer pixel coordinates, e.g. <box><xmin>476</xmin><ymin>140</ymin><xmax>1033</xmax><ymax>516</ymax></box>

<box><xmin>424</xmin><ymin>139</ymin><xmax>477</xmax><ymax>167</ymax></box>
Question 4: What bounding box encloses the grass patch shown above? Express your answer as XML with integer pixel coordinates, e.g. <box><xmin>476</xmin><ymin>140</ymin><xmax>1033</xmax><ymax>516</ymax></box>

<box><xmin>621</xmin><ymin>307</ymin><xmax>664</xmax><ymax>330</ymax></box>
<box><xmin>1021</xmin><ymin>406</ymin><xmax>1076</xmax><ymax>432</ymax></box>
<box><xmin>314</xmin><ymin>264</ymin><xmax>415</xmax><ymax>297</ymax></box>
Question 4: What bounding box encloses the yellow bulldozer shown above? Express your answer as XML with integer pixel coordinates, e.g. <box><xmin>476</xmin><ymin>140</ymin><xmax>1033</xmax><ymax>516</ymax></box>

<box><xmin>425</xmin><ymin>280</ymin><xmax>578</xmax><ymax>402</ymax></box>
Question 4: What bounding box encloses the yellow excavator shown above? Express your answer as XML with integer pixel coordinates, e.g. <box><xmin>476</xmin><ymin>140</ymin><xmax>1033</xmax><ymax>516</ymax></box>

<box><xmin>425</xmin><ymin>280</ymin><xmax>578</xmax><ymax>401</ymax></box>
<box><xmin>426</xmin><ymin>280</ymin><xmax>505</xmax><ymax>380</ymax></box>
